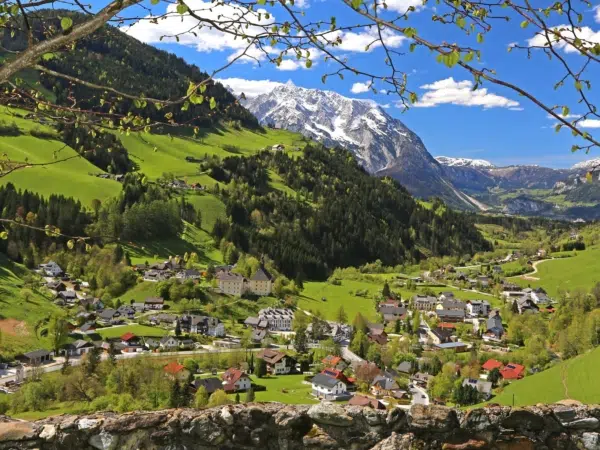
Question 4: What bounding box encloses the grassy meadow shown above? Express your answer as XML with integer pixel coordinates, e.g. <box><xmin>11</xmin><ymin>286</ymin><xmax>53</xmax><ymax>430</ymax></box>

<box><xmin>489</xmin><ymin>347</ymin><xmax>600</xmax><ymax>406</ymax></box>
<box><xmin>510</xmin><ymin>247</ymin><xmax>600</xmax><ymax>297</ymax></box>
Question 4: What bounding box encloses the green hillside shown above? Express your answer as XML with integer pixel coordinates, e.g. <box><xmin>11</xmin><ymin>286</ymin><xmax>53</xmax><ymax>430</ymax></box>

<box><xmin>0</xmin><ymin>254</ymin><xmax>60</xmax><ymax>357</ymax></box>
<box><xmin>0</xmin><ymin>111</ymin><xmax>121</xmax><ymax>206</ymax></box>
<box><xmin>490</xmin><ymin>347</ymin><xmax>600</xmax><ymax>406</ymax></box>
<box><xmin>510</xmin><ymin>247</ymin><xmax>600</xmax><ymax>297</ymax></box>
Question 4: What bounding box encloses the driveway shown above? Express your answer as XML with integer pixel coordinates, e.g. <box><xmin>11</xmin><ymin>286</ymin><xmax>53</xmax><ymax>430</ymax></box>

<box><xmin>410</xmin><ymin>384</ymin><xmax>429</xmax><ymax>406</ymax></box>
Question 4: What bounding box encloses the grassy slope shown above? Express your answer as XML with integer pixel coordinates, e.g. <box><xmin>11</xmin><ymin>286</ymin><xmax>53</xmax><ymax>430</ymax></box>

<box><xmin>0</xmin><ymin>111</ymin><xmax>121</xmax><ymax>206</ymax></box>
<box><xmin>510</xmin><ymin>247</ymin><xmax>600</xmax><ymax>297</ymax></box>
<box><xmin>0</xmin><ymin>254</ymin><xmax>60</xmax><ymax>356</ymax></box>
<box><xmin>227</xmin><ymin>374</ymin><xmax>318</xmax><ymax>404</ymax></box>
<box><xmin>95</xmin><ymin>324</ymin><xmax>168</xmax><ymax>339</ymax></box>
<box><xmin>490</xmin><ymin>347</ymin><xmax>600</xmax><ymax>406</ymax></box>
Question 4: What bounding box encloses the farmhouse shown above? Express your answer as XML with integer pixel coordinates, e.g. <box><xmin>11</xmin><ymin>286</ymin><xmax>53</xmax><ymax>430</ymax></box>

<box><xmin>248</xmin><ymin>266</ymin><xmax>273</xmax><ymax>296</ymax></box>
<box><xmin>222</xmin><ymin>368</ymin><xmax>252</xmax><ymax>392</ymax></box>
<box><xmin>217</xmin><ymin>271</ymin><xmax>247</xmax><ymax>296</ymax></box>
<box><xmin>145</xmin><ymin>297</ymin><xmax>165</xmax><ymax>310</ymax></box>
<box><xmin>159</xmin><ymin>335</ymin><xmax>179</xmax><ymax>350</ymax></box>
<box><xmin>176</xmin><ymin>269</ymin><xmax>201</xmax><ymax>280</ymax></box>
<box><xmin>348</xmin><ymin>394</ymin><xmax>385</xmax><ymax>409</ymax></box>
<box><xmin>191</xmin><ymin>377</ymin><xmax>222</xmax><ymax>394</ymax></box>
<box><xmin>466</xmin><ymin>300</ymin><xmax>491</xmax><ymax>317</ymax></box>
<box><xmin>412</xmin><ymin>295</ymin><xmax>437</xmax><ymax>311</ymax></box>
<box><xmin>40</xmin><ymin>261</ymin><xmax>63</xmax><ymax>277</ymax></box>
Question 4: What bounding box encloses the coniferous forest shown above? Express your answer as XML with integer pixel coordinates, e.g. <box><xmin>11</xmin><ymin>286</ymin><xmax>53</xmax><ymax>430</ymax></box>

<box><xmin>211</xmin><ymin>145</ymin><xmax>491</xmax><ymax>279</ymax></box>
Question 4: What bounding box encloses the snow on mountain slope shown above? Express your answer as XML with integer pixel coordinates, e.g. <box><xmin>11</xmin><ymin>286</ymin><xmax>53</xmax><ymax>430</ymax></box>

<box><xmin>435</xmin><ymin>156</ymin><xmax>495</xmax><ymax>168</ymax></box>
<box><xmin>244</xmin><ymin>83</ymin><xmax>426</xmax><ymax>173</ymax></box>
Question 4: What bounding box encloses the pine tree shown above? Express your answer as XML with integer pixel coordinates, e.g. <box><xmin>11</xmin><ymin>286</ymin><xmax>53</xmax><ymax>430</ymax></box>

<box><xmin>235</xmin><ymin>392</ymin><xmax>240</xmax><ymax>403</ymax></box>
<box><xmin>245</xmin><ymin>387</ymin><xmax>255</xmax><ymax>403</ymax></box>
<box><xmin>352</xmin><ymin>313</ymin><xmax>368</xmax><ymax>333</ymax></box>
<box><xmin>84</xmin><ymin>346</ymin><xmax>101</xmax><ymax>376</ymax></box>
<box><xmin>256</xmin><ymin>358</ymin><xmax>268</xmax><ymax>378</ymax></box>
<box><xmin>175</xmin><ymin>320</ymin><xmax>182</xmax><ymax>337</ymax></box>
<box><xmin>512</xmin><ymin>300</ymin><xmax>519</xmax><ymax>314</ymax></box>
<box><xmin>294</xmin><ymin>326</ymin><xmax>308</xmax><ymax>353</ymax></box>
<box><xmin>382</xmin><ymin>282</ymin><xmax>391</xmax><ymax>297</ymax></box>
<box><xmin>335</xmin><ymin>306</ymin><xmax>348</xmax><ymax>324</ymax></box>
<box><xmin>170</xmin><ymin>381</ymin><xmax>182</xmax><ymax>408</ymax></box>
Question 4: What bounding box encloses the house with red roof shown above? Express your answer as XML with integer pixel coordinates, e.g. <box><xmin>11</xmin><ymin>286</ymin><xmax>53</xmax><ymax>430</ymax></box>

<box><xmin>221</xmin><ymin>368</ymin><xmax>252</xmax><ymax>392</ymax></box>
<box><xmin>481</xmin><ymin>359</ymin><xmax>503</xmax><ymax>372</ymax></box>
<box><xmin>163</xmin><ymin>361</ymin><xmax>189</xmax><ymax>380</ymax></box>
<box><xmin>500</xmin><ymin>363</ymin><xmax>525</xmax><ymax>380</ymax></box>
<box><xmin>120</xmin><ymin>332</ymin><xmax>141</xmax><ymax>348</ymax></box>
<box><xmin>348</xmin><ymin>394</ymin><xmax>385</xmax><ymax>409</ymax></box>
<box><xmin>320</xmin><ymin>367</ymin><xmax>352</xmax><ymax>386</ymax></box>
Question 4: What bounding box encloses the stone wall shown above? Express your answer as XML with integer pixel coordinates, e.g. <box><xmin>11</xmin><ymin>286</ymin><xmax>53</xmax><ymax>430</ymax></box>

<box><xmin>1</xmin><ymin>403</ymin><xmax>600</xmax><ymax>449</ymax></box>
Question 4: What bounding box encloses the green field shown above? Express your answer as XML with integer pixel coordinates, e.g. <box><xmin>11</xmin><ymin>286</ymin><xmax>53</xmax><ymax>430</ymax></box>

<box><xmin>227</xmin><ymin>374</ymin><xmax>318</xmax><ymax>404</ymax></box>
<box><xmin>0</xmin><ymin>111</ymin><xmax>121</xmax><ymax>206</ymax></box>
<box><xmin>120</xmin><ymin>127</ymin><xmax>304</xmax><ymax>183</ymax></box>
<box><xmin>0</xmin><ymin>254</ymin><xmax>60</xmax><ymax>357</ymax></box>
<box><xmin>510</xmin><ymin>247</ymin><xmax>600</xmax><ymax>297</ymax></box>
<box><xmin>95</xmin><ymin>324</ymin><xmax>168</xmax><ymax>339</ymax></box>
<box><xmin>490</xmin><ymin>347</ymin><xmax>600</xmax><ymax>406</ymax></box>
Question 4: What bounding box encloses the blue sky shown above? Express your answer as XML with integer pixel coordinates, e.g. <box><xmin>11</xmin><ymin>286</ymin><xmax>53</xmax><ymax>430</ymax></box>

<box><xmin>118</xmin><ymin>0</ymin><xmax>600</xmax><ymax>168</ymax></box>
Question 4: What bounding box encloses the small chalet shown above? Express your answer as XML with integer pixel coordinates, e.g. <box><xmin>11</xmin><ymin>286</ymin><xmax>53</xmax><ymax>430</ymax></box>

<box><xmin>321</xmin><ymin>355</ymin><xmax>347</xmax><ymax>371</ymax></box>
<box><xmin>163</xmin><ymin>362</ymin><xmax>189</xmax><ymax>380</ymax></box>
<box><xmin>78</xmin><ymin>321</ymin><xmax>97</xmax><ymax>334</ymax></box>
<box><xmin>19</xmin><ymin>349</ymin><xmax>53</xmax><ymax>366</ymax></box>
<box><xmin>481</xmin><ymin>359</ymin><xmax>503</xmax><ymax>373</ymax></box>
<box><xmin>47</xmin><ymin>280</ymin><xmax>66</xmax><ymax>292</ymax></box>
<box><xmin>62</xmin><ymin>340</ymin><xmax>95</xmax><ymax>357</ymax></box>
<box><xmin>257</xmin><ymin>349</ymin><xmax>295</xmax><ymax>375</ymax></box>
<box><xmin>500</xmin><ymin>363</ymin><xmax>525</xmax><ymax>380</ymax></box>
<box><xmin>121</xmin><ymin>332</ymin><xmax>142</xmax><ymax>348</ymax></box>
<box><xmin>145</xmin><ymin>297</ymin><xmax>165</xmax><ymax>310</ymax></box>
<box><xmin>222</xmin><ymin>368</ymin><xmax>252</xmax><ymax>392</ymax></box>
<box><xmin>370</xmin><ymin>374</ymin><xmax>403</xmax><ymax>398</ymax></box>
<box><xmin>462</xmin><ymin>378</ymin><xmax>492</xmax><ymax>400</ymax></box>
<box><xmin>58</xmin><ymin>290</ymin><xmax>78</xmax><ymax>303</ymax></box>
<box><xmin>159</xmin><ymin>335</ymin><xmax>179</xmax><ymax>350</ymax></box>
<box><xmin>176</xmin><ymin>269</ymin><xmax>201</xmax><ymax>280</ymax></box>
<box><xmin>396</xmin><ymin>361</ymin><xmax>413</xmax><ymax>375</ymax></box>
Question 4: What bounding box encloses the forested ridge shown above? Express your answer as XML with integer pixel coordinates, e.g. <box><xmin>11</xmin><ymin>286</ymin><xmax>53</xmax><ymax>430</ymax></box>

<box><xmin>210</xmin><ymin>145</ymin><xmax>492</xmax><ymax>279</ymax></box>
<box><xmin>1</xmin><ymin>10</ymin><xmax>260</xmax><ymax>173</ymax></box>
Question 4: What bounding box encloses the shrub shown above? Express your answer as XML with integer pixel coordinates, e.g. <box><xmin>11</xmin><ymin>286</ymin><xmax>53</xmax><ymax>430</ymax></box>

<box><xmin>0</xmin><ymin>121</ymin><xmax>21</xmax><ymax>136</ymax></box>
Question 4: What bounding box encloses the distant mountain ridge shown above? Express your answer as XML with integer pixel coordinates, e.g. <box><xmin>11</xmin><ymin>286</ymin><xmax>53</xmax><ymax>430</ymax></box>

<box><xmin>435</xmin><ymin>156</ymin><xmax>495</xmax><ymax>168</ymax></box>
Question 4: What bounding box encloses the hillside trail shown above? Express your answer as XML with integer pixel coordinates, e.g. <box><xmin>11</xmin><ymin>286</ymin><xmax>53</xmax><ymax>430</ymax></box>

<box><xmin>518</xmin><ymin>258</ymin><xmax>554</xmax><ymax>281</ymax></box>
<box><xmin>561</xmin><ymin>360</ymin><xmax>571</xmax><ymax>400</ymax></box>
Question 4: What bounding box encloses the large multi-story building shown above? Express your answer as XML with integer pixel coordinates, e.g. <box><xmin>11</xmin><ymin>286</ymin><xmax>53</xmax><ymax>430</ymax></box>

<box><xmin>258</xmin><ymin>308</ymin><xmax>294</xmax><ymax>331</ymax></box>
<box><xmin>217</xmin><ymin>266</ymin><xmax>274</xmax><ymax>297</ymax></box>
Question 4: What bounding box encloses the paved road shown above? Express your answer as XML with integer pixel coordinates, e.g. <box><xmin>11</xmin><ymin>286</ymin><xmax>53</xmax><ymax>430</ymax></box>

<box><xmin>410</xmin><ymin>384</ymin><xmax>430</xmax><ymax>406</ymax></box>
<box><xmin>0</xmin><ymin>347</ymin><xmax>262</xmax><ymax>386</ymax></box>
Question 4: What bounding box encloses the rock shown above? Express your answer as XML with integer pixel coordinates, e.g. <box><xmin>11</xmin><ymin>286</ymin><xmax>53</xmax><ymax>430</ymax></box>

<box><xmin>303</xmin><ymin>424</ymin><xmax>338</xmax><ymax>448</ymax></box>
<box><xmin>0</xmin><ymin>421</ymin><xmax>37</xmax><ymax>442</ymax></box>
<box><xmin>442</xmin><ymin>438</ymin><xmax>488</xmax><ymax>450</ymax></box>
<box><xmin>369</xmin><ymin>432</ymin><xmax>414</xmax><ymax>450</ymax></box>
<box><xmin>409</xmin><ymin>405</ymin><xmax>458</xmax><ymax>432</ymax></box>
<box><xmin>362</xmin><ymin>407</ymin><xmax>386</xmax><ymax>426</ymax></box>
<box><xmin>39</xmin><ymin>424</ymin><xmax>57</xmax><ymax>441</ymax></box>
<box><xmin>103</xmin><ymin>412</ymin><xmax>167</xmax><ymax>433</ymax></box>
<box><xmin>581</xmin><ymin>432</ymin><xmax>600</xmax><ymax>450</ymax></box>
<box><xmin>308</xmin><ymin>402</ymin><xmax>353</xmax><ymax>427</ymax></box>
<box><xmin>78</xmin><ymin>418</ymin><xmax>102</xmax><ymax>431</ymax></box>
<box><xmin>89</xmin><ymin>430</ymin><xmax>118</xmax><ymax>450</ymax></box>
<box><xmin>565</xmin><ymin>418</ymin><xmax>599</xmax><ymax>430</ymax></box>
<box><xmin>189</xmin><ymin>415</ymin><xmax>226</xmax><ymax>445</ymax></box>
<box><xmin>494</xmin><ymin>436</ymin><xmax>536</xmax><ymax>450</ymax></box>
<box><xmin>553</xmin><ymin>406</ymin><xmax>578</xmax><ymax>424</ymax></box>
<box><xmin>461</xmin><ymin>409</ymin><xmax>494</xmax><ymax>432</ymax></box>
<box><xmin>501</xmin><ymin>409</ymin><xmax>546</xmax><ymax>431</ymax></box>
<box><xmin>221</xmin><ymin>406</ymin><xmax>234</xmax><ymax>425</ymax></box>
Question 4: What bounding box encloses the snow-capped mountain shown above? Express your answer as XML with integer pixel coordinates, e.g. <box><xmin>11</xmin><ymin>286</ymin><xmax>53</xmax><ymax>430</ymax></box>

<box><xmin>244</xmin><ymin>83</ymin><xmax>481</xmax><ymax>209</ymax></box>
<box><xmin>435</xmin><ymin>156</ymin><xmax>495</xmax><ymax>168</ymax></box>
<box><xmin>245</xmin><ymin>83</ymin><xmax>429</xmax><ymax>173</ymax></box>
<box><xmin>572</xmin><ymin>158</ymin><xmax>600</xmax><ymax>171</ymax></box>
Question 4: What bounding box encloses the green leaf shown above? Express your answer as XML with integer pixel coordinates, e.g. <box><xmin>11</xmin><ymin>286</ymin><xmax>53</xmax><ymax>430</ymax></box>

<box><xmin>403</xmin><ymin>27</ymin><xmax>417</xmax><ymax>38</ymax></box>
<box><xmin>209</xmin><ymin>97</ymin><xmax>217</xmax><ymax>110</ymax></box>
<box><xmin>456</xmin><ymin>17</ymin><xmax>466</xmax><ymax>29</ymax></box>
<box><xmin>257</xmin><ymin>0</ymin><xmax>266</xmax><ymax>4</ymax></box>
<box><xmin>463</xmin><ymin>51</ymin><xmax>474</xmax><ymax>62</ymax></box>
<box><xmin>60</xmin><ymin>17</ymin><xmax>73</xmax><ymax>32</ymax></box>
<box><xmin>409</xmin><ymin>92</ymin><xmax>418</xmax><ymax>104</ymax></box>
<box><xmin>176</xmin><ymin>3</ymin><xmax>188</xmax><ymax>14</ymax></box>
<box><xmin>409</xmin><ymin>43</ymin><xmax>417</xmax><ymax>52</ymax></box>
<box><xmin>42</xmin><ymin>53</ymin><xmax>57</xmax><ymax>61</ymax></box>
<box><xmin>0</xmin><ymin>231</ymin><xmax>7</xmax><ymax>240</ymax></box>
<box><xmin>575</xmin><ymin>80</ymin><xmax>582</xmax><ymax>91</ymax></box>
<box><xmin>351</xmin><ymin>0</ymin><xmax>362</xmax><ymax>8</ymax></box>
<box><xmin>520</xmin><ymin>20</ymin><xmax>529</xmax><ymax>29</ymax></box>
<box><xmin>85</xmin><ymin>243</ymin><xmax>92</xmax><ymax>252</ymax></box>
<box><xmin>476</xmin><ymin>33</ymin><xmax>484</xmax><ymax>44</ymax></box>
<box><xmin>67</xmin><ymin>239</ymin><xmax>74</xmax><ymax>250</ymax></box>
<box><xmin>562</xmin><ymin>106</ymin><xmax>569</xmax><ymax>117</ymax></box>
<box><xmin>151</xmin><ymin>0</ymin><xmax>159</xmax><ymax>4</ymax></box>
<box><xmin>306</xmin><ymin>59</ymin><xmax>313</xmax><ymax>68</ymax></box>
<box><xmin>141</xmin><ymin>176</ymin><xmax>148</xmax><ymax>185</ymax></box>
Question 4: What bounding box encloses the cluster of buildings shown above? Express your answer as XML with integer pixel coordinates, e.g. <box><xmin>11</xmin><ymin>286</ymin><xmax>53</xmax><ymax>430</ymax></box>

<box><xmin>138</xmin><ymin>259</ymin><xmax>201</xmax><ymax>283</ymax></box>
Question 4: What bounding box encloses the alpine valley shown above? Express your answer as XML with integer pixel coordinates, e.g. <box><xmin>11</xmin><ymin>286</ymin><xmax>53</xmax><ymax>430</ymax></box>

<box><xmin>243</xmin><ymin>83</ymin><xmax>600</xmax><ymax>220</ymax></box>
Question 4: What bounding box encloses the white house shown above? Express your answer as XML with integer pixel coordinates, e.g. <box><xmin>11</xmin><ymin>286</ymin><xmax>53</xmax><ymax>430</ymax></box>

<box><xmin>466</xmin><ymin>300</ymin><xmax>491</xmax><ymax>317</ymax></box>
<box><xmin>40</xmin><ymin>261</ymin><xmax>63</xmax><ymax>277</ymax></box>
<box><xmin>311</xmin><ymin>373</ymin><xmax>347</xmax><ymax>400</ymax></box>
<box><xmin>62</xmin><ymin>340</ymin><xmax>95</xmax><ymax>357</ymax></box>
<box><xmin>159</xmin><ymin>335</ymin><xmax>179</xmax><ymax>350</ymax></box>
<box><xmin>222</xmin><ymin>368</ymin><xmax>252</xmax><ymax>392</ymax></box>
<box><xmin>257</xmin><ymin>349</ymin><xmax>295</xmax><ymax>375</ymax></box>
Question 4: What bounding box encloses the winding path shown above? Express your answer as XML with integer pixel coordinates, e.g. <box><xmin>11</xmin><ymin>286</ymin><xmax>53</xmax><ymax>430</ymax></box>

<box><xmin>515</xmin><ymin>258</ymin><xmax>554</xmax><ymax>281</ymax></box>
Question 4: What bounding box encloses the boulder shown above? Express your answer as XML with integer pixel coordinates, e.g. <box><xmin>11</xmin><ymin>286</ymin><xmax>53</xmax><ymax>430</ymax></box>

<box><xmin>308</xmin><ymin>403</ymin><xmax>353</xmax><ymax>427</ymax></box>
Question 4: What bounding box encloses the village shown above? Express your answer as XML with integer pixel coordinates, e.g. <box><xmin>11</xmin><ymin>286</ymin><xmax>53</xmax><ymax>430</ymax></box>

<box><xmin>0</xmin><ymin>245</ymin><xmax>559</xmax><ymax>410</ymax></box>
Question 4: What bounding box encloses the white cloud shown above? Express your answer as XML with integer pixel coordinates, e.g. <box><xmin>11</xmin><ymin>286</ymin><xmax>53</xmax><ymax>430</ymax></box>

<box><xmin>527</xmin><ymin>25</ymin><xmax>600</xmax><ymax>53</ymax></box>
<box><xmin>580</xmin><ymin>119</ymin><xmax>600</xmax><ymax>129</ymax></box>
<box><xmin>414</xmin><ymin>77</ymin><xmax>520</xmax><ymax>109</ymax></box>
<box><xmin>385</xmin><ymin>0</ymin><xmax>425</xmax><ymax>13</ymax></box>
<box><xmin>351</xmin><ymin>82</ymin><xmax>371</xmax><ymax>94</ymax></box>
<box><xmin>595</xmin><ymin>6</ymin><xmax>600</xmax><ymax>23</ymax></box>
<box><xmin>216</xmin><ymin>78</ymin><xmax>286</xmax><ymax>98</ymax></box>
<box><xmin>509</xmin><ymin>107</ymin><xmax>524</xmax><ymax>111</ymax></box>
<box><xmin>319</xmin><ymin>28</ymin><xmax>405</xmax><ymax>53</ymax></box>
<box><xmin>123</xmin><ymin>0</ymin><xmax>274</xmax><ymax>60</ymax></box>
